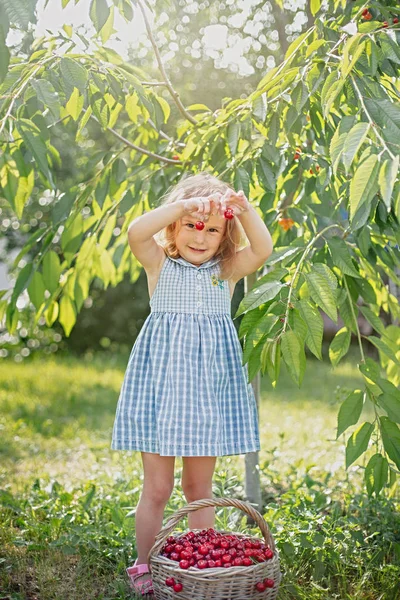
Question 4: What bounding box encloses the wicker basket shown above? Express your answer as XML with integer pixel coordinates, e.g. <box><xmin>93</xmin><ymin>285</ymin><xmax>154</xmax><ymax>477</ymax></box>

<box><xmin>147</xmin><ymin>497</ymin><xmax>281</xmax><ymax>599</ymax></box>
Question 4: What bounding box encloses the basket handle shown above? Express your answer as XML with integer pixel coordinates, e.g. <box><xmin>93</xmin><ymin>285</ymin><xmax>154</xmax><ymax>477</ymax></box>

<box><xmin>147</xmin><ymin>497</ymin><xmax>276</xmax><ymax>568</ymax></box>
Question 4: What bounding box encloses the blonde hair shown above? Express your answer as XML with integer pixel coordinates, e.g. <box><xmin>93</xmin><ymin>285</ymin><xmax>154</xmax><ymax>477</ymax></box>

<box><xmin>154</xmin><ymin>171</ymin><xmax>249</xmax><ymax>280</ymax></box>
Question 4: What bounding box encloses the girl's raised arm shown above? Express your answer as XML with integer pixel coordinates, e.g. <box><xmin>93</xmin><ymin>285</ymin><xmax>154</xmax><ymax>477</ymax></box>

<box><xmin>127</xmin><ymin>201</ymin><xmax>185</xmax><ymax>272</ymax></box>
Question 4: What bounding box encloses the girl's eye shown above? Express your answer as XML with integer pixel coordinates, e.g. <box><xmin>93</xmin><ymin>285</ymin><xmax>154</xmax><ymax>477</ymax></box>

<box><xmin>186</xmin><ymin>223</ymin><xmax>218</xmax><ymax>233</ymax></box>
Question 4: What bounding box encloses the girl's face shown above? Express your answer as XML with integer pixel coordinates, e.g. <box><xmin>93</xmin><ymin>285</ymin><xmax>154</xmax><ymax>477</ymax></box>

<box><xmin>175</xmin><ymin>213</ymin><xmax>227</xmax><ymax>265</ymax></box>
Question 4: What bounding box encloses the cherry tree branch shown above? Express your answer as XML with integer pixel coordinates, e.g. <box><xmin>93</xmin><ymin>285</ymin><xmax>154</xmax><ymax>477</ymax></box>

<box><xmin>90</xmin><ymin>115</ymin><xmax>182</xmax><ymax>164</ymax></box>
<box><xmin>136</xmin><ymin>0</ymin><xmax>197</xmax><ymax>126</ymax></box>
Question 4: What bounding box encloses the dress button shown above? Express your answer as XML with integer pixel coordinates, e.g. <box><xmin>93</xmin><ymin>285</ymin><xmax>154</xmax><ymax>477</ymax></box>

<box><xmin>197</xmin><ymin>273</ymin><xmax>202</xmax><ymax>279</ymax></box>
<box><xmin>197</xmin><ymin>301</ymin><xmax>202</xmax><ymax>307</ymax></box>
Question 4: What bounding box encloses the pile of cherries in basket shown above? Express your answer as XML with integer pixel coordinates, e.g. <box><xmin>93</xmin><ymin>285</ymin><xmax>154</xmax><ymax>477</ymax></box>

<box><xmin>161</xmin><ymin>527</ymin><xmax>275</xmax><ymax>593</ymax></box>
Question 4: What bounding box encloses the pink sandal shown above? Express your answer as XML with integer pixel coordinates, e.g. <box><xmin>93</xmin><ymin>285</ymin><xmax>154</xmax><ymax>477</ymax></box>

<box><xmin>126</xmin><ymin>561</ymin><xmax>154</xmax><ymax>596</ymax></box>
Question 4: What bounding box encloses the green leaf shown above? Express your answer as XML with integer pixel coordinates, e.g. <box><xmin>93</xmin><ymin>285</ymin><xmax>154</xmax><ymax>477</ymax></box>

<box><xmin>298</xmin><ymin>299</ymin><xmax>324</xmax><ymax>360</ymax></box>
<box><xmin>238</xmin><ymin>306</ymin><xmax>265</xmax><ymax>340</ymax></box>
<box><xmin>42</xmin><ymin>251</ymin><xmax>61</xmax><ymax>294</ymax></box>
<box><xmin>368</xmin><ymin>335</ymin><xmax>400</xmax><ymax>365</ymax></box>
<box><xmin>345</xmin><ymin>422</ymin><xmax>374</xmax><ymax>468</ymax></box>
<box><xmin>292</xmin><ymin>309</ymin><xmax>307</xmax><ymax>342</ymax></box>
<box><xmin>329</xmin><ymin>327</ymin><xmax>351</xmax><ymax>367</ymax></box>
<box><xmin>349</xmin><ymin>154</ymin><xmax>380</xmax><ymax>225</ymax></box>
<box><xmin>262</xmin><ymin>339</ymin><xmax>281</xmax><ymax>387</ymax></box>
<box><xmin>0</xmin><ymin>22</ymin><xmax>10</xmax><ymax>84</ymax></box>
<box><xmin>365</xmin><ymin>453</ymin><xmax>388</xmax><ymax>497</ymax></box>
<box><xmin>234</xmin><ymin>167</ymin><xmax>250</xmax><ymax>199</ymax></box>
<box><xmin>242</xmin><ymin>314</ymin><xmax>279</xmax><ymax>365</ymax></box>
<box><xmin>66</xmin><ymin>86</ymin><xmax>84</xmax><ymax>121</ymax></box>
<box><xmin>227</xmin><ymin>122</ymin><xmax>240</xmax><ymax>155</ymax></box>
<box><xmin>378</xmin><ymin>156</ymin><xmax>399</xmax><ymax>212</ymax></box>
<box><xmin>359</xmin><ymin>306</ymin><xmax>386</xmax><ymax>338</ymax></box>
<box><xmin>17</xmin><ymin>119</ymin><xmax>54</xmax><ymax>188</ymax></box>
<box><xmin>265</xmin><ymin>246</ymin><xmax>302</xmax><ymax>266</ymax></box>
<box><xmin>376</xmin><ymin>378</ymin><xmax>400</xmax><ymax>423</ymax></box>
<box><xmin>90</xmin><ymin>0</ymin><xmax>110</xmax><ymax>32</ymax></box>
<box><xmin>246</xmin><ymin>339</ymin><xmax>263</xmax><ymax>382</ymax></box>
<box><xmin>27</xmin><ymin>270</ymin><xmax>46</xmax><ymax>311</ymax></box>
<box><xmin>380</xmin><ymin>416</ymin><xmax>400</xmax><ymax>469</ymax></box>
<box><xmin>31</xmin><ymin>79</ymin><xmax>60</xmax><ymax>119</ymax></box>
<box><xmin>330</xmin><ymin>116</ymin><xmax>356</xmax><ymax>176</ymax></box>
<box><xmin>327</xmin><ymin>237</ymin><xmax>361</xmax><ymax>278</ymax></box>
<box><xmin>364</xmin><ymin>98</ymin><xmax>400</xmax><ymax>138</ymax></box>
<box><xmin>99</xmin><ymin>4</ymin><xmax>114</xmax><ymax>44</ymax></box>
<box><xmin>61</xmin><ymin>212</ymin><xmax>84</xmax><ymax>258</ymax></box>
<box><xmin>121</xmin><ymin>0</ymin><xmax>133</xmax><ymax>21</ymax></box>
<box><xmin>257</xmin><ymin>157</ymin><xmax>276</xmax><ymax>192</ymax></box>
<box><xmin>235</xmin><ymin>280</ymin><xmax>283</xmax><ymax>318</ymax></box>
<box><xmin>342</xmin><ymin>38</ymin><xmax>366</xmax><ymax>80</ymax></box>
<box><xmin>59</xmin><ymin>294</ymin><xmax>76</xmax><ymax>337</ymax></box>
<box><xmin>359</xmin><ymin>358</ymin><xmax>382</xmax><ymax>395</ymax></box>
<box><xmin>337</xmin><ymin>390</ymin><xmax>364</xmax><ymax>439</ymax></box>
<box><xmin>341</xmin><ymin>122</ymin><xmax>369</xmax><ymax>175</ymax></box>
<box><xmin>305</xmin><ymin>264</ymin><xmax>337</xmax><ymax>322</ymax></box>
<box><xmin>281</xmin><ymin>330</ymin><xmax>306</xmax><ymax>387</ymax></box>
<box><xmin>2</xmin><ymin>0</ymin><xmax>36</xmax><ymax>29</ymax></box>
<box><xmin>60</xmin><ymin>57</ymin><xmax>88</xmax><ymax>94</ymax></box>
<box><xmin>252</xmin><ymin>93</ymin><xmax>267</xmax><ymax>121</ymax></box>
<box><xmin>310</xmin><ymin>0</ymin><xmax>321</xmax><ymax>16</ymax></box>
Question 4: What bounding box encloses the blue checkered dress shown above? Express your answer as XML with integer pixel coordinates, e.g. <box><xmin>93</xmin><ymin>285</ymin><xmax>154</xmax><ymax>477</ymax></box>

<box><xmin>110</xmin><ymin>254</ymin><xmax>260</xmax><ymax>457</ymax></box>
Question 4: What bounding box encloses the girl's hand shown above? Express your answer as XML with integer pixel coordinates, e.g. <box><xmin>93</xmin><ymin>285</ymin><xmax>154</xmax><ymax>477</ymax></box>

<box><xmin>181</xmin><ymin>193</ymin><xmax>224</xmax><ymax>220</ymax></box>
<box><xmin>220</xmin><ymin>189</ymin><xmax>251</xmax><ymax>216</ymax></box>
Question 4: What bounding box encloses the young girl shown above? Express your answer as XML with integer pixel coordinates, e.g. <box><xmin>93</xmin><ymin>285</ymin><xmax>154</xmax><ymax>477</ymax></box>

<box><xmin>110</xmin><ymin>171</ymin><xmax>273</xmax><ymax>596</ymax></box>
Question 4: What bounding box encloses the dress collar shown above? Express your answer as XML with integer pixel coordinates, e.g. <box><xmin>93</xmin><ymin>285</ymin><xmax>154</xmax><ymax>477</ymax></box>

<box><xmin>168</xmin><ymin>254</ymin><xmax>220</xmax><ymax>270</ymax></box>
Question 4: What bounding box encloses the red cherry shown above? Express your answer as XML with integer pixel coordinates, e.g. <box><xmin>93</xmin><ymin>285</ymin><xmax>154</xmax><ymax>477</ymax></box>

<box><xmin>223</xmin><ymin>562</ymin><xmax>232</xmax><ymax>568</ymax></box>
<box><xmin>179</xmin><ymin>559</ymin><xmax>189</xmax><ymax>569</ymax></box>
<box><xmin>167</xmin><ymin>536</ymin><xmax>176</xmax><ymax>544</ymax></box>
<box><xmin>382</xmin><ymin>21</ymin><xmax>389</xmax><ymax>27</ymax></box>
<box><xmin>195</xmin><ymin>221</ymin><xmax>205</xmax><ymax>230</ymax></box>
<box><xmin>197</xmin><ymin>559</ymin><xmax>208</xmax><ymax>569</ymax></box>
<box><xmin>198</xmin><ymin>545</ymin><xmax>208</xmax><ymax>555</ymax></box>
<box><xmin>220</xmin><ymin>540</ymin><xmax>230</xmax><ymax>549</ymax></box>
<box><xmin>207</xmin><ymin>559</ymin><xmax>216</xmax><ymax>568</ymax></box>
<box><xmin>222</xmin><ymin>554</ymin><xmax>232</xmax><ymax>563</ymax></box>
<box><xmin>175</xmin><ymin>544</ymin><xmax>184</xmax><ymax>553</ymax></box>
<box><xmin>165</xmin><ymin>577</ymin><xmax>175</xmax><ymax>586</ymax></box>
<box><xmin>264</xmin><ymin>578</ymin><xmax>275</xmax><ymax>588</ymax></box>
<box><xmin>264</xmin><ymin>548</ymin><xmax>274</xmax><ymax>559</ymax></box>
<box><xmin>394</xmin><ymin>17</ymin><xmax>399</xmax><ymax>23</ymax></box>
<box><xmin>256</xmin><ymin>582</ymin><xmax>267</xmax><ymax>592</ymax></box>
<box><xmin>173</xmin><ymin>582</ymin><xmax>183</xmax><ymax>592</ymax></box>
<box><xmin>172</xmin><ymin>155</ymin><xmax>179</xmax><ymax>160</ymax></box>
<box><xmin>215</xmin><ymin>559</ymin><xmax>222</xmax><ymax>567</ymax></box>
<box><xmin>224</xmin><ymin>208</ymin><xmax>234</xmax><ymax>220</ymax></box>
<box><xmin>170</xmin><ymin>552</ymin><xmax>180</xmax><ymax>561</ymax></box>
<box><xmin>233</xmin><ymin>557</ymin><xmax>243</xmax><ymax>566</ymax></box>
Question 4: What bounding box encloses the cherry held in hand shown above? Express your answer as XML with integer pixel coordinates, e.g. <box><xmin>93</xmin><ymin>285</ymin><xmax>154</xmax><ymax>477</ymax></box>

<box><xmin>224</xmin><ymin>208</ymin><xmax>234</xmax><ymax>220</ymax></box>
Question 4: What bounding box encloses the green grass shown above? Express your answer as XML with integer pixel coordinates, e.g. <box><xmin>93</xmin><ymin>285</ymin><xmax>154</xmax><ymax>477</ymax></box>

<box><xmin>0</xmin><ymin>348</ymin><xmax>399</xmax><ymax>599</ymax></box>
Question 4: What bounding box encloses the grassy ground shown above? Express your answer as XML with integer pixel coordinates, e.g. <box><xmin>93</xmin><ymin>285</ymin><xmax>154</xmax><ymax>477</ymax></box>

<box><xmin>0</xmin><ymin>346</ymin><xmax>399</xmax><ymax>599</ymax></box>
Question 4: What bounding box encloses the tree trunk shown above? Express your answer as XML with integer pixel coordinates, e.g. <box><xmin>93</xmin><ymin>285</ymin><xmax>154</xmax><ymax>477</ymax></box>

<box><xmin>244</xmin><ymin>272</ymin><xmax>262</xmax><ymax>524</ymax></box>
